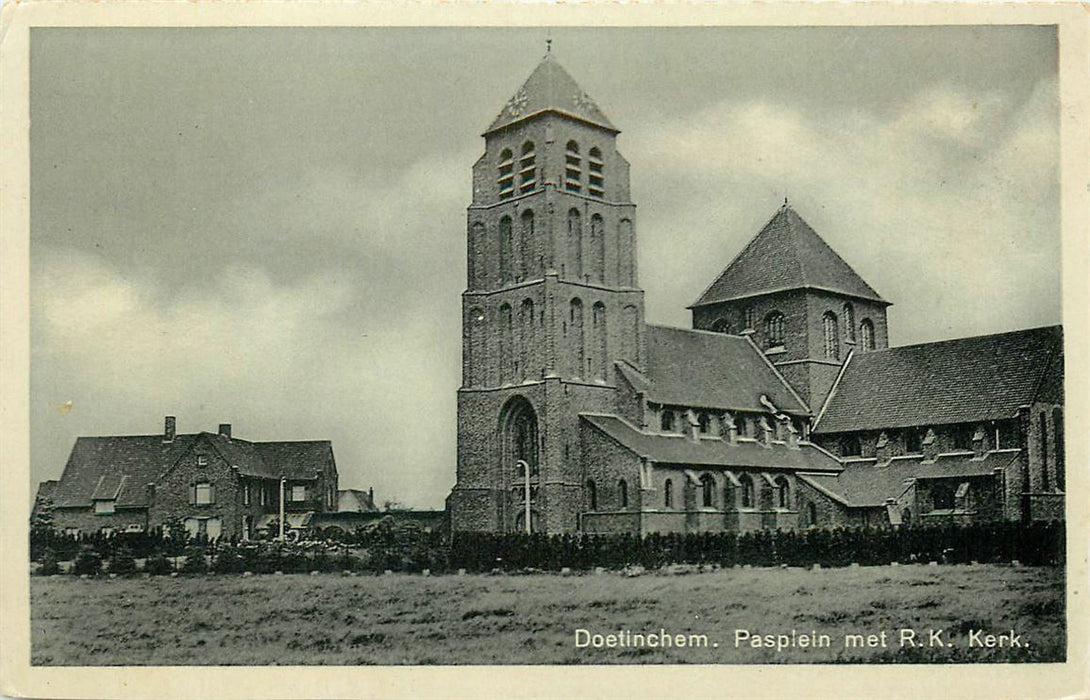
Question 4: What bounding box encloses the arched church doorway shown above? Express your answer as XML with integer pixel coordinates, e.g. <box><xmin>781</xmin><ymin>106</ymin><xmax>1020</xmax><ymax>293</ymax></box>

<box><xmin>501</xmin><ymin>395</ymin><xmax>541</xmax><ymax>532</ymax></box>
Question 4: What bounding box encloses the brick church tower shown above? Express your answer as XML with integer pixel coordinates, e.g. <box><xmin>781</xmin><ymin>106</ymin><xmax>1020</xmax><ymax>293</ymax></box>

<box><xmin>448</xmin><ymin>53</ymin><xmax>646</xmax><ymax>533</ymax></box>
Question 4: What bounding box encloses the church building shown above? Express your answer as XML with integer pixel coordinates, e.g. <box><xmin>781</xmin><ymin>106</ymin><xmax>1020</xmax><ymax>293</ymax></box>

<box><xmin>446</xmin><ymin>54</ymin><xmax>1065</xmax><ymax>535</ymax></box>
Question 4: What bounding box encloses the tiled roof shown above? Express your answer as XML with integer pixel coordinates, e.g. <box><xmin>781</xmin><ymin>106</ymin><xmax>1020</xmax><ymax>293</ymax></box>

<box><xmin>691</xmin><ymin>205</ymin><xmax>887</xmax><ymax>308</ymax></box>
<box><xmin>799</xmin><ymin>451</ymin><xmax>1018</xmax><ymax>507</ymax></box>
<box><xmin>815</xmin><ymin>326</ymin><xmax>1062</xmax><ymax>434</ymax></box>
<box><xmin>642</xmin><ymin>325</ymin><xmax>809</xmax><ymax>414</ymax></box>
<box><xmin>337</xmin><ymin>489</ymin><xmax>378</xmax><ymax>513</ymax></box>
<box><xmin>50</xmin><ymin>430</ymin><xmax>334</xmax><ymax>509</ymax></box>
<box><xmin>486</xmin><ymin>54</ymin><xmax>616</xmax><ymax>134</ymax></box>
<box><xmin>582</xmin><ymin>414</ymin><xmax>842</xmax><ymax>472</ymax></box>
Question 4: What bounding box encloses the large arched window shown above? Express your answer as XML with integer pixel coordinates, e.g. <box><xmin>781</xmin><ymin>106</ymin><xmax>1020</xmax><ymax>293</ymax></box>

<box><xmin>843</xmin><ymin>303</ymin><xmax>856</xmax><ymax>343</ymax></box>
<box><xmin>589</xmin><ymin>214</ymin><xmax>605</xmax><ymax>283</ymax></box>
<box><xmin>565</xmin><ymin>141</ymin><xmax>581</xmax><ymax>193</ymax></box>
<box><xmin>664</xmin><ymin>478</ymin><xmax>674</xmax><ymax>508</ymax></box>
<box><xmin>498</xmin><ymin>148</ymin><xmax>514</xmax><ymax>199</ymax></box>
<box><xmin>618</xmin><ymin>479</ymin><xmax>629</xmax><ymax>508</ymax></box>
<box><xmin>765</xmin><ymin>311</ymin><xmax>785</xmax><ymax>348</ymax></box>
<box><xmin>567</xmin><ymin>209</ymin><xmax>582</xmax><ymax>279</ymax></box>
<box><xmin>860</xmin><ymin>319</ymin><xmax>875</xmax><ymax>352</ymax></box>
<box><xmin>701</xmin><ymin>474</ymin><xmax>716</xmax><ymax>508</ymax></box>
<box><xmin>775</xmin><ymin>476</ymin><xmax>790</xmax><ymax>509</ymax></box>
<box><xmin>711</xmin><ymin>318</ymin><xmax>731</xmax><ymax>333</ymax></box>
<box><xmin>822</xmin><ymin>312</ymin><xmax>839</xmax><ymax>360</ymax></box>
<box><xmin>498</xmin><ymin>216</ymin><xmax>513</xmax><ymax>284</ymax></box>
<box><xmin>587</xmin><ymin>479</ymin><xmax>598</xmax><ymax>511</ymax></box>
<box><xmin>502</xmin><ymin>396</ymin><xmax>539</xmax><ymax>532</ymax></box>
<box><xmin>588</xmin><ymin>147</ymin><xmax>604</xmax><ymax>198</ymax></box>
<box><xmin>739</xmin><ymin>474</ymin><xmax>755</xmax><ymax>508</ymax></box>
<box><xmin>519</xmin><ymin>209</ymin><xmax>535</xmax><ymax>280</ymax></box>
<box><xmin>570</xmin><ymin>298</ymin><xmax>585</xmax><ymax>379</ymax></box>
<box><xmin>591</xmin><ymin>302</ymin><xmax>607</xmax><ymax>381</ymax></box>
<box><xmin>518</xmin><ymin>141</ymin><xmax>536</xmax><ymax>194</ymax></box>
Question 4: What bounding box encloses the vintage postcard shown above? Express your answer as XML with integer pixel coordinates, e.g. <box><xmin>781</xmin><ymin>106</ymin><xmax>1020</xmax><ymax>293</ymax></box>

<box><xmin>1</xmin><ymin>2</ymin><xmax>1087</xmax><ymax>699</ymax></box>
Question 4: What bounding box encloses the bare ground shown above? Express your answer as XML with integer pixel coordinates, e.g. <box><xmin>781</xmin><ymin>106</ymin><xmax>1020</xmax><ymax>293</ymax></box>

<box><xmin>30</xmin><ymin>563</ymin><xmax>1065</xmax><ymax>665</ymax></box>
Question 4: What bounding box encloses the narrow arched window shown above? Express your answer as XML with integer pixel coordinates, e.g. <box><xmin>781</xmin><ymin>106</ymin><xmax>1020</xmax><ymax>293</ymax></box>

<box><xmin>591</xmin><ymin>302</ymin><xmax>607</xmax><ymax>381</ymax></box>
<box><xmin>765</xmin><ymin>311</ymin><xmax>785</xmax><ymax>349</ymax></box>
<box><xmin>739</xmin><ymin>474</ymin><xmax>755</xmax><ymax>508</ymax></box>
<box><xmin>823</xmin><ymin>312</ymin><xmax>839</xmax><ymax>360</ymax></box>
<box><xmin>808</xmin><ymin>502</ymin><xmax>818</xmax><ymax>527</ymax></box>
<box><xmin>567</xmin><ymin>209</ymin><xmax>582</xmax><ymax>279</ymax></box>
<box><xmin>588</xmin><ymin>147</ymin><xmax>604</xmax><ymax>198</ymax></box>
<box><xmin>499</xmin><ymin>303</ymin><xmax>513</xmax><ymax>383</ymax></box>
<box><xmin>860</xmin><ymin>319</ymin><xmax>875</xmax><ymax>352</ymax></box>
<box><xmin>519</xmin><ymin>299</ymin><xmax>535</xmax><ymax>381</ymax></box>
<box><xmin>467</xmin><ymin>307</ymin><xmax>487</xmax><ymax>386</ymax></box>
<box><xmin>619</xmin><ymin>479</ymin><xmax>628</xmax><ymax>508</ymax></box>
<box><xmin>701</xmin><ymin>474</ymin><xmax>715</xmax><ymax>508</ymax></box>
<box><xmin>743</xmin><ymin>307</ymin><xmax>756</xmax><ymax>331</ymax></box>
<box><xmin>519</xmin><ymin>209</ymin><xmax>535</xmax><ymax>280</ymax></box>
<box><xmin>710</xmin><ymin>318</ymin><xmax>731</xmax><ymax>333</ymax></box>
<box><xmin>664</xmin><ymin>479</ymin><xmax>674</xmax><ymax>508</ymax></box>
<box><xmin>498</xmin><ymin>216</ymin><xmax>513</xmax><ymax>285</ymax></box>
<box><xmin>589</xmin><ymin>214</ymin><xmax>605</xmax><ymax>283</ymax></box>
<box><xmin>618</xmin><ymin>219</ymin><xmax>635</xmax><ymax>286</ymax></box>
<box><xmin>565</xmin><ymin>141</ymin><xmax>581</xmax><ymax>193</ymax></box>
<box><xmin>570</xmin><ymin>297</ymin><xmax>585</xmax><ymax>379</ymax></box>
<box><xmin>621</xmin><ymin>304</ymin><xmax>640</xmax><ymax>365</ymax></box>
<box><xmin>498</xmin><ymin>148</ymin><xmax>514</xmax><ymax>199</ymax></box>
<box><xmin>775</xmin><ymin>476</ymin><xmax>790</xmax><ymax>508</ymax></box>
<box><xmin>587</xmin><ymin>479</ymin><xmax>598</xmax><ymax>511</ymax></box>
<box><xmin>1039</xmin><ymin>412</ymin><xmax>1050</xmax><ymax>491</ymax></box>
<box><xmin>518</xmin><ymin>141</ymin><xmax>536</xmax><ymax>194</ymax></box>
<box><xmin>1054</xmin><ymin>408</ymin><xmax>1064</xmax><ymax>491</ymax></box>
<box><xmin>843</xmin><ymin>303</ymin><xmax>856</xmax><ymax>343</ymax></box>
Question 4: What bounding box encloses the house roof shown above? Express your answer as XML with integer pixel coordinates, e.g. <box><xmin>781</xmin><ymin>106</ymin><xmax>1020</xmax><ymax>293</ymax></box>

<box><xmin>635</xmin><ymin>325</ymin><xmax>810</xmax><ymax>415</ymax></box>
<box><xmin>691</xmin><ymin>204</ymin><xmax>887</xmax><ymax>308</ymax></box>
<box><xmin>798</xmin><ymin>451</ymin><xmax>1017</xmax><ymax>507</ymax></box>
<box><xmin>485</xmin><ymin>53</ymin><xmax>616</xmax><ymax>135</ymax></box>
<box><xmin>337</xmin><ymin>489</ymin><xmax>378</xmax><ymax>513</ymax></box>
<box><xmin>815</xmin><ymin>325</ymin><xmax>1063</xmax><ymax>434</ymax></box>
<box><xmin>582</xmin><ymin>414</ymin><xmax>842</xmax><ymax>473</ymax></box>
<box><xmin>50</xmin><ymin>430</ymin><xmax>334</xmax><ymax>509</ymax></box>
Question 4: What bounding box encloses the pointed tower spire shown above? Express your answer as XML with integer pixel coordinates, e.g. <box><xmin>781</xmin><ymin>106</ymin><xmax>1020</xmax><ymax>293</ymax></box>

<box><xmin>485</xmin><ymin>55</ymin><xmax>617</xmax><ymax>135</ymax></box>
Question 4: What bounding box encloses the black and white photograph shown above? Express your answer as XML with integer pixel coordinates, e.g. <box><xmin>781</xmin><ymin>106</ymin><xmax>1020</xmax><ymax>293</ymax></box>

<box><xmin>2</xmin><ymin>5</ymin><xmax>1087</xmax><ymax>698</ymax></box>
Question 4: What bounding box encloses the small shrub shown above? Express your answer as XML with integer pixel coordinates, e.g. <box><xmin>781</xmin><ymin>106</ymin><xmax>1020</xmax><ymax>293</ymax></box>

<box><xmin>143</xmin><ymin>552</ymin><xmax>174</xmax><ymax>575</ymax></box>
<box><xmin>212</xmin><ymin>547</ymin><xmax>245</xmax><ymax>574</ymax></box>
<box><xmin>180</xmin><ymin>547</ymin><xmax>208</xmax><ymax>574</ymax></box>
<box><xmin>37</xmin><ymin>549</ymin><xmax>61</xmax><ymax>576</ymax></box>
<box><xmin>72</xmin><ymin>546</ymin><xmax>103</xmax><ymax>576</ymax></box>
<box><xmin>107</xmin><ymin>546</ymin><xmax>137</xmax><ymax>575</ymax></box>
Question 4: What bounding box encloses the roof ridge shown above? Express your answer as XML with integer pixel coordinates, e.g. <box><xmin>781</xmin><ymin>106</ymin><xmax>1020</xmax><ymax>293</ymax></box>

<box><xmin>862</xmin><ymin>324</ymin><xmax>1062</xmax><ymax>356</ymax></box>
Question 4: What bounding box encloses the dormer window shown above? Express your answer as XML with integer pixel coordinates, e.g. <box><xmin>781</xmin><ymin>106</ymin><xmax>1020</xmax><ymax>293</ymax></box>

<box><xmin>565</xmin><ymin>141</ymin><xmax>582</xmax><ymax>193</ymax></box>
<box><xmin>498</xmin><ymin>148</ymin><xmax>514</xmax><ymax>199</ymax></box>
<box><xmin>736</xmin><ymin>415</ymin><xmax>750</xmax><ymax>438</ymax></box>
<box><xmin>660</xmin><ymin>408</ymin><xmax>675</xmax><ymax>432</ymax></box>
<box><xmin>518</xmin><ymin>141</ymin><xmax>536</xmax><ymax>194</ymax></box>
<box><xmin>840</xmin><ymin>435</ymin><xmax>862</xmax><ymax>457</ymax></box>
<box><xmin>697</xmin><ymin>412</ymin><xmax>711</xmax><ymax>434</ymax></box>
<box><xmin>905</xmin><ymin>429</ymin><xmax>923</xmax><ymax>454</ymax></box>
<box><xmin>588</xmin><ymin>147</ymin><xmax>604</xmax><ymax>198</ymax></box>
<box><xmin>93</xmin><ymin>499</ymin><xmax>116</xmax><ymax>515</ymax></box>
<box><xmin>197</xmin><ymin>456</ymin><xmax>208</xmax><ymax>467</ymax></box>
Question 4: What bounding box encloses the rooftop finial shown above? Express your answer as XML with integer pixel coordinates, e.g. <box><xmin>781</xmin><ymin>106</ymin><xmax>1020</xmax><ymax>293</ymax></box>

<box><xmin>546</xmin><ymin>38</ymin><xmax>552</xmax><ymax>54</ymax></box>
<box><xmin>783</xmin><ymin>196</ymin><xmax>789</xmax><ymax>208</ymax></box>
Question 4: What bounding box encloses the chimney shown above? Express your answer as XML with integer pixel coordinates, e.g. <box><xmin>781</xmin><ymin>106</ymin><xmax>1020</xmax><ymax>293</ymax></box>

<box><xmin>971</xmin><ymin>425</ymin><xmax>986</xmax><ymax>460</ymax></box>
<box><xmin>921</xmin><ymin>428</ymin><xmax>938</xmax><ymax>463</ymax></box>
<box><xmin>875</xmin><ymin>431</ymin><xmax>891</xmax><ymax>464</ymax></box>
<box><xmin>145</xmin><ymin>483</ymin><xmax>156</xmax><ymax>507</ymax></box>
<box><xmin>163</xmin><ymin>416</ymin><xmax>176</xmax><ymax>443</ymax></box>
<box><xmin>218</xmin><ymin>423</ymin><xmax>232</xmax><ymax>439</ymax></box>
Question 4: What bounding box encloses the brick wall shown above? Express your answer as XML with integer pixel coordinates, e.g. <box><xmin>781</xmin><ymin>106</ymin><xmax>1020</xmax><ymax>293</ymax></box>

<box><xmin>51</xmin><ymin>506</ymin><xmax>147</xmax><ymax>535</ymax></box>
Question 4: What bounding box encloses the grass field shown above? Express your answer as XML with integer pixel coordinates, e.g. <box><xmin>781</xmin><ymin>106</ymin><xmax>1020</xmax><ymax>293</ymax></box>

<box><xmin>31</xmin><ymin>563</ymin><xmax>1064</xmax><ymax>665</ymax></box>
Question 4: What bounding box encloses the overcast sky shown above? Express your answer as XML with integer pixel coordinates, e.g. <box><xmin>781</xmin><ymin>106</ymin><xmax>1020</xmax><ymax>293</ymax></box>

<box><xmin>29</xmin><ymin>27</ymin><xmax>1059</xmax><ymax>508</ymax></box>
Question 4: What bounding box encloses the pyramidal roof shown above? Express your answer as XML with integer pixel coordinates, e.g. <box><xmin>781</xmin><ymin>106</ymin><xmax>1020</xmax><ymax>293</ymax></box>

<box><xmin>690</xmin><ymin>204</ymin><xmax>888</xmax><ymax>308</ymax></box>
<box><xmin>485</xmin><ymin>53</ymin><xmax>617</xmax><ymax>135</ymax></box>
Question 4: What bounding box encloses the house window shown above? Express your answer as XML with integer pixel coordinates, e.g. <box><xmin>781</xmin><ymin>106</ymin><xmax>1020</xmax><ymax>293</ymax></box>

<box><xmin>840</xmin><ymin>435</ymin><xmax>862</xmax><ymax>457</ymax></box>
<box><xmin>932</xmin><ymin>482</ymin><xmax>955</xmax><ymax>510</ymax></box>
<box><xmin>193</xmin><ymin>482</ymin><xmax>214</xmax><ymax>505</ymax></box>
<box><xmin>291</xmin><ymin>485</ymin><xmax>307</xmax><ymax>502</ymax></box>
<box><xmin>905</xmin><ymin>430</ymin><xmax>923</xmax><ymax>454</ymax></box>
<box><xmin>860</xmin><ymin>319</ymin><xmax>875</xmax><ymax>352</ymax></box>
<box><xmin>843</xmin><ymin>303</ymin><xmax>856</xmax><ymax>342</ymax></box>
<box><xmin>701</xmin><ymin>474</ymin><xmax>715</xmax><ymax>508</ymax></box>
<box><xmin>619</xmin><ymin>479</ymin><xmax>628</xmax><ymax>508</ymax></box>
<box><xmin>660</xmin><ymin>409</ymin><xmax>675</xmax><ymax>433</ymax></box>
<box><xmin>743</xmin><ymin>308</ymin><xmax>756</xmax><ymax>331</ymax></box>
<box><xmin>807</xmin><ymin>502</ymin><xmax>818</xmax><ymax>527</ymax></box>
<box><xmin>765</xmin><ymin>311</ymin><xmax>785</xmax><ymax>348</ymax></box>
<box><xmin>664</xmin><ymin>479</ymin><xmax>674</xmax><ymax>508</ymax></box>
<box><xmin>93</xmin><ymin>499</ymin><xmax>116</xmax><ymax>515</ymax></box>
<box><xmin>1039</xmin><ymin>412</ymin><xmax>1049</xmax><ymax>491</ymax></box>
<box><xmin>518</xmin><ymin>141</ymin><xmax>536</xmax><ymax>194</ymax></box>
<box><xmin>822</xmin><ymin>312</ymin><xmax>839</xmax><ymax>360</ymax></box>
<box><xmin>775</xmin><ymin>476</ymin><xmax>790</xmax><ymax>508</ymax></box>
<box><xmin>710</xmin><ymin>318</ymin><xmax>731</xmax><ymax>333</ymax></box>
<box><xmin>243</xmin><ymin>484</ymin><xmax>251</xmax><ymax>506</ymax></box>
<box><xmin>259</xmin><ymin>485</ymin><xmax>268</xmax><ymax>506</ymax></box>
<box><xmin>587</xmin><ymin>479</ymin><xmax>598</xmax><ymax>511</ymax></box>
<box><xmin>498</xmin><ymin>148</ymin><xmax>515</xmax><ymax>199</ymax></box>
<box><xmin>197</xmin><ymin>455</ymin><xmax>208</xmax><ymax>467</ymax></box>
<box><xmin>697</xmin><ymin>412</ymin><xmax>711</xmax><ymax>434</ymax></box>
<box><xmin>564</xmin><ymin>140</ymin><xmax>581</xmax><ymax>193</ymax></box>
<box><xmin>739</xmin><ymin>474</ymin><xmax>755</xmax><ymax>508</ymax></box>
<box><xmin>588</xmin><ymin>147</ymin><xmax>604</xmax><ymax>198</ymax></box>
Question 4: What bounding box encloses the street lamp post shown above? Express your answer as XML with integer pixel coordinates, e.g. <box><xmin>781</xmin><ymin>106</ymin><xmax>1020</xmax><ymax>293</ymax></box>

<box><xmin>516</xmin><ymin>459</ymin><xmax>531</xmax><ymax>534</ymax></box>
